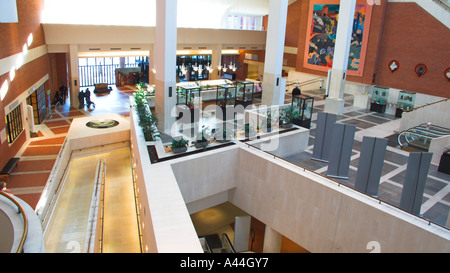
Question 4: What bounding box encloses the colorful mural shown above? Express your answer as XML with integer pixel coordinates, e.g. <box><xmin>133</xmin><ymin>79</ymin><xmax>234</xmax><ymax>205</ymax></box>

<box><xmin>304</xmin><ymin>1</ymin><xmax>373</xmax><ymax>76</ymax></box>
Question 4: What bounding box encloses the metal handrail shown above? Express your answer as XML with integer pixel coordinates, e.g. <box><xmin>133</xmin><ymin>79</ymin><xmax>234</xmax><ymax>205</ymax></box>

<box><xmin>287</xmin><ymin>77</ymin><xmax>324</xmax><ymax>89</ymax></box>
<box><xmin>221</xmin><ymin>233</ymin><xmax>236</xmax><ymax>253</ymax></box>
<box><xmin>398</xmin><ymin>130</ymin><xmax>436</xmax><ymax>148</ymax></box>
<box><xmin>417</xmin><ymin>123</ymin><xmax>450</xmax><ymax>134</ymax></box>
<box><xmin>0</xmin><ymin>191</ymin><xmax>28</xmax><ymax>253</ymax></box>
<box><xmin>411</xmin><ymin>98</ymin><xmax>448</xmax><ymax>111</ymax></box>
<box><xmin>432</xmin><ymin>0</ymin><xmax>450</xmax><ymax>11</ymax></box>
<box><xmin>243</xmin><ymin>141</ymin><xmax>450</xmax><ymax>231</ymax></box>
<box><xmin>407</xmin><ymin>128</ymin><xmax>445</xmax><ymax>138</ymax></box>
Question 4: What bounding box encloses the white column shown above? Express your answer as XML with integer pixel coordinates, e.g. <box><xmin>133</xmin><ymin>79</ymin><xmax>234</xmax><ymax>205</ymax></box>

<box><xmin>149</xmin><ymin>44</ymin><xmax>155</xmax><ymax>85</ymax></box>
<box><xmin>68</xmin><ymin>44</ymin><xmax>79</xmax><ymax>108</ymax></box>
<box><xmin>324</xmin><ymin>0</ymin><xmax>356</xmax><ymax>115</ymax></box>
<box><xmin>263</xmin><ymin>226</ymin><xmax>282</xmax><ymax>253</ymax></box>
<box><xmin>210</xmin><ymin>44</ymin><xmax>222</xmax><ymax>80</ymax></box>
<box><xmin>155</xmin><ymin>0</ymin><xmax>177</xmax><ymax>134</ymax></box>
<box><xmin>261</xmin><ymin>0</ymin><xmax>288</xmax><ymax>106</ymax></box>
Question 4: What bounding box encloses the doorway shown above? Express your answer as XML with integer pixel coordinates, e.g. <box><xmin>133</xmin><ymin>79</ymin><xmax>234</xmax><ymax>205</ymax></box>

<box><xmin>26</xmin><ymin>83</ymin><xmax>47</xmax><ymax>125</ymax></box>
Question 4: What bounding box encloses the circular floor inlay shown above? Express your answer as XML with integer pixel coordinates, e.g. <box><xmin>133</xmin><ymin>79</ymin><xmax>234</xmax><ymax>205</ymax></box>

<box><xmin>86</xmin><ymin>119</ymin><xmax>119</xmax><ymax>129</ymax></box>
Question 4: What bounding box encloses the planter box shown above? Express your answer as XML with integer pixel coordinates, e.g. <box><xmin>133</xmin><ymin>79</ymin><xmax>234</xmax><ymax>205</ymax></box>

<box><xmin>195</xmin><ymin>141</ymin><xmax>209</xmax><ymax>149</ymax></box>
<box><xmin>172</xmin><ymin>147</ymin><xmax>187</xmax><ymax>154</ymax></box>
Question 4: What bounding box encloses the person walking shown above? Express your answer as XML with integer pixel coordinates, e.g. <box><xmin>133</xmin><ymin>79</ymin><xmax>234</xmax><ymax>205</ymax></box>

<box><xmin>59</xmin><ymin>84</ymin><xmax>68</xmax><ymax>103</ymax></box>
<box><xmin>85</xmin><ymin>88</ymin><xmax>94</xmax><ymax>109</ymax></box>
<box><xmin>78</xmin><ymin>90</ymin><xmax>85</xmax><ymax>109</ymax></box>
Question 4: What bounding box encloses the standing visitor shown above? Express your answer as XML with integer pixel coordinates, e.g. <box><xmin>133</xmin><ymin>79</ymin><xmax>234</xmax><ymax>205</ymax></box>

<box><xmin>78</xmin><ymin>90</ymin><xmax>85</xmax><ymax>109</ymax></box>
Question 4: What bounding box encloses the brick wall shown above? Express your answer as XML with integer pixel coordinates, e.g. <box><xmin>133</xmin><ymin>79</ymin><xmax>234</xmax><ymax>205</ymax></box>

<box><xmin>0</xmin><ymin>0</ymin><xmax>52</xmax><ymax>169</ymax></box>
<box><xmin>374</xmin><ymin>2</ymin><xmax>450</xmax><ymax>98</ymax></box>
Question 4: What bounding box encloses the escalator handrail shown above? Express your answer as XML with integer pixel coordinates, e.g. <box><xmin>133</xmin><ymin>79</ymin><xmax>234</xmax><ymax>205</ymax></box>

<box><xmin>418</xmin><ymin>123</ymin><xmax>450</xmax><ymax>131</ymax></box>
<box><xmin>398</xmin><ymin>130</ymin><xmax>435</xmax><ymax>147</ymax></box>
<box><xmin>406</xmin><ymin>128</ymin><xmax>443</xmax><ymax>138</ymax></box>
<box><xmin>413</xmin><ymin>125</ymin><xmax>450</xmax><ymax>135</ymax></box>
<box><xmin>221</xmin><ymin>233</ymin><xmax>236</xmax><ymax>253</ymax></box>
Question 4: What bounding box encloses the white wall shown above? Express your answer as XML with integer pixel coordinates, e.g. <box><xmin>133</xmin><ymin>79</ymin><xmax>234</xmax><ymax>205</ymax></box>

<box><xmin>399</xmin><ymin>99</ymin><xmax>450</xmax><ymax>132</ymax></box>
<box><xmin>230</xmin><ymin>146</ymin><xmax>450</xmax><ymax>253</ymax></box>
<box><xmin>43</xmin><ymin>24</ymin><xmax>267</xmax><ymax>53</ymax></box>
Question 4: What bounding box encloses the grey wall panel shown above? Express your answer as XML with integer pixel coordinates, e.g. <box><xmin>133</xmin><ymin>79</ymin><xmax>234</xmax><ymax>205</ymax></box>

<box><xmin>312</xmin><ymin>112</ymin><xmax>336</xmax><ymax>162</ymax></box>
<box><xmin>355</xmin><ymin>137</ymin><xmax>388</xmax><ymax>196</ymax></box>
<box><xmin>399</xmin><ymin>152</ymin><xmax>433</xmax><ymax>215</ymax></box>
<box><xmin>327</xmin><ymin>123</ymin><xmax>356</xmax><ymax>179</ymax></box>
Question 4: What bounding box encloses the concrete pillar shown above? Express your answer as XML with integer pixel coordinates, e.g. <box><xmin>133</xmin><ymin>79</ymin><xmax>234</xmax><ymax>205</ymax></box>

<box><xmin>68</xmin><ymin>44</ymin><xmax>80</xmax><ymax>108</ymax></box>
<box><xmin>210</xmin><ymin>44</ymin><xmax>222</xmax><ymax>80</ymax></box>
<box><xmin>261</xmin><ymin>0</ymin><xmax>288</xmax><ymax>106</ymax></box>
<box><xmin>263</xmin><ymin>226</ymin><xmax>282</xmax><ymax>253</ymax></box>
<box><xmin>324</xmin><ymin>0</ymin><xmax>356</xmax><ymax>115</ymax></box>
<box><xmin>155</xmin><ymin>0</ymin><xmax>177</xmax><ymax>134</ymax></box>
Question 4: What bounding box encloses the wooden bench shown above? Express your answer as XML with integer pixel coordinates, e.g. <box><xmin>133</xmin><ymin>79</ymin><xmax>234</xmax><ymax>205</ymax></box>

<box><xmin>0</xmin><ymin>158</ymin><xmax>20</xmax><ymax>183</ymax></box>
<box><xmin>94</xmin><ymin>83</ymin><xmax>112</xmax><ymax>94</ymax></box>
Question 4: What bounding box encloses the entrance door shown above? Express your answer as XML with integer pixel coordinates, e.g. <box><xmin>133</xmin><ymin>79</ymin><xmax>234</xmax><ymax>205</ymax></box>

<box><xmin>27</xmin><ymin>83</ymin><xmax>47</xmax><ymax>124</ymax></box>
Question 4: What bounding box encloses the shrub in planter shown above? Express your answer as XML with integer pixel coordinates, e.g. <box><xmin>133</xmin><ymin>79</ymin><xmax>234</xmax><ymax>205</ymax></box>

<box><xmin>280</xmin><ymin>105</ymin><xmax>300</xmax><ymax>128</ymax></box>
<box><xmin>134</xmin><ymin>89</ymin><xmax>160</xmax><ymax>141</ymax></box>
<box><xmin>216</xmin><ymin>128</ymin><xmax>234</xmax><ymax>143</ymax></box>
<box><xmin>172</xmin><ymin>137</ymin><xmax>189</xmax><ymax>153</ymax></box>
<box><xmin>244</xmin><ymin>123</ymin><xmax>256</xmax><ymax>138</ymax></box>
<box><xmin>195</xmin><ymin>125</ymin><xmax>210</xmax><ymax>150</ymax></box>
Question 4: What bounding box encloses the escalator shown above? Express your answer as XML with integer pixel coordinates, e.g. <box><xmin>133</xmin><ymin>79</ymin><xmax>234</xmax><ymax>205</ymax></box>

<box><xmin>398</xmin><ymin>123</ymin><xmax>450</xmax><ymax>152</ymax></box>
<box><xmin>199</xmin><ymin>233</ymin><xmax>236</xmax><ymax>253</ymax></box>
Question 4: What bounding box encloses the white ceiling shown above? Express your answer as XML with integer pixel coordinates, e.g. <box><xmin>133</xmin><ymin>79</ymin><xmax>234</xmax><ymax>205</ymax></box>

<box><xmin>41</xmin><ymin>0</ymin><xmax>299</xmax><ymax>26</ymax></box>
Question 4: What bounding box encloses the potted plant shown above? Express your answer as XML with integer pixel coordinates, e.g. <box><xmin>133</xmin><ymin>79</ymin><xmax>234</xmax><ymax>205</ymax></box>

<box><xmin>195</xmin><ymin>125</ymin><xmax>210</xmax><ymax>150</ymax></box>
<box><xmin>216</xmin><ymin>128</ymin><xmax>234</xmax><ymax>143</ymax></box>
<box><xmin>172</xmin><ymin>137</ymin><xmax>189</xmax><ymax>153</ymax></box>
<box><xmin>262</xmin><ymin>112</ymin><xmax>273</xmax><ymax>133</ymax></box>
<box><xmin>244</xmin><ymin>123</ymin><xmax>256</xmax><ymax>138</ymax></box>
<box><xmin>134</xmin><ymin>90</ymin><xmax>160</xmax><ymax>141</ymax></box>
<box><xmin>280</xmin><ymin>105</ymin><xmax>300</xmax><ymax>128</ymax></box>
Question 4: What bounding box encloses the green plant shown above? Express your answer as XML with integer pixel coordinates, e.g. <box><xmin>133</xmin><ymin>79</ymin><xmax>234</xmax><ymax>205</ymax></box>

<box><xmin>172</xmin><ymin>137</ymin><xmax>189</xmax><ymax>149</ymax></box>
<box><xmin>197</xmin><ymin>125</ymin><xmax>210</xmax><ymax>142</ymax></box>
<box><xmin>281</xmin><ymin>105</ymin><xmax>300</xmax><ymax>125</ymax></box>
<box><xmin>219</xmin><ymin>128</ymin><xmax>234</xmax><ymax>141</ymax></box>
<box><xmin>134</xmin><ymin>90</ymin><xmax>160</xmax><ymax>141</ymax></box>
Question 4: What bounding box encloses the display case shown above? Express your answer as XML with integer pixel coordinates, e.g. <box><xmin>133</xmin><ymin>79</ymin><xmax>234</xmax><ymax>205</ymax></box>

<box><xmin>216</xmin><ymin>83</ymin><xmax>237</xmax><ymax>120</ymax></box>
<box><xmin>292</xmin><ymin>94</ymin><xmax>314</xmax><ymax>129</ymax></box>
<box><xmin>176</xmin><ymin>86</ymin><xmax>201</xmax><ymax>123</ymax></box>
<box><xmin>396</xmin><ymin>91</ymin><xmax>416</xmax><ymax>118</ymax></box>
<box><xmin>235</xmin><ymin>81</ymin><xmax>254</xmax><ymax>108</ymax></box>
<box><xmin>370</xmin><ymin>86</ymin><xmax>389</xmax><ymax>113</ymax></box>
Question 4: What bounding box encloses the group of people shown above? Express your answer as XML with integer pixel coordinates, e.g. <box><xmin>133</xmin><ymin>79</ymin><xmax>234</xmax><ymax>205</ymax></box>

<box><xmin>78</xmin><ymin>88</ymin><xmax>95</xmax><ymax>109</ymax></box>
<box><xmin>53</xmin><ymin>85</ymin><xmax>68</xmax><ymax>106</ymax></box>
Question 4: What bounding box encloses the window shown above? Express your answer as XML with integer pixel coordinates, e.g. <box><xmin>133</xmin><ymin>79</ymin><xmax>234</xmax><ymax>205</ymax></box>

<box><xmin>5</xmin><ymin>105</ymin><xmax>23</xmax><ymax>143</ymax></box>
<box><xmin>226</xmin><ymin>14</ymin><xmax>263</xmax><ymax>31</ymax></box>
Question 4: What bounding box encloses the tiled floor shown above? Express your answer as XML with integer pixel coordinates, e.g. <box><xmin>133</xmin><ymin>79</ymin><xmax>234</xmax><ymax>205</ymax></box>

<box><xmin>282</xmin><ymin>89</ymin><xmax>450</xmax><ymax>227</ymax></box>
<box><xmin>6</xmin><ymin>85</ymin><xmax>133</xmax><ymax>210</ymax></box>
